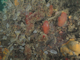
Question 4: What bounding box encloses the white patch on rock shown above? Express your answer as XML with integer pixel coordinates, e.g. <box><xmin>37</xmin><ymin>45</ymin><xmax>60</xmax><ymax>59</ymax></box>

<box><xmin>50</xmin><ymin>50</ymin><xmax>57</xmax><ymax>54</ymax></box>
<box><xmin>46</xmin><ymin>3</ymin><xmax>50</xmax><ymax>7</ymax></box>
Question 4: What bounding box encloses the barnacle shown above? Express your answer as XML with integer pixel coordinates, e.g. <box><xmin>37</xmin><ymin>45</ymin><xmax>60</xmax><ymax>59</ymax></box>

<box><xmin>60</xmin><ymin>39</ymin><xmax>80</xmax><ymax>56</ymax></box>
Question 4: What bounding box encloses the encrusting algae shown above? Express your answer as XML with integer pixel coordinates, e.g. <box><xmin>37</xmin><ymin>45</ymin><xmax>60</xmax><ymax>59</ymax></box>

<box><xmin>60</xmin><ymin>39</ymin><xmax>80</xmax><ymax>56</ymax></box>
<box><xmin>14</xmin><ymin>0</ymin><xmax>19</xmax><ymax>6</ymax></box>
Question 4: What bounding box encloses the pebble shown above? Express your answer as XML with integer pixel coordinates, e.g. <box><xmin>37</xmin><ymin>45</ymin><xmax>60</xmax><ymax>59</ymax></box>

<box><xmin>42</xmin><ymin>0</ymin><xmax>45</xmax><ymax>3</ymax></box>
<box><xmin>3</xmin><ymin>15</ymin><xmax>7</xmax><ymax>20</ymax></box>
<box><xmin>22</xmin><ymin>43</ymin><xmax>25</xmax><ymax>46</ymax></box>
<box><xmin>32</xmin><ymin>0</ymin><xmax>35</xmax><ymax>4</ymax></box>
<box><xmin>15</xmin><ymin>31</ymin><xmax>21</xmax><ymax>36</ymax></box>
<box><xmin>2</xmin><ymin>36</ymin><xmax>7</xmax><ymax>40</ymax></box>
<box><xmin>21</xmin><ymin>34</ymin><xmax>25</xmax><ymax>39</ymax></box>
<box><xmin>49</xmin><ymin>50</ymin><xmax>57</xmax><ymax>54</ymax></box>
<box><xmin>11</xmin><ymin>38</ymin><xmax>15</xmax><ymax>42</ymax></box>
<box><xmin>54</xmin><ymin>37</ymin><xmax>57</xmax><ymax>44</ymax></box>
<box><xmin>8</xmin><ymin>3</ymin><xmax>12</xmax><ymax>9</ymax></box>
<box><xmin>20</xmin><ymin>50</ymin><xmax>23</xmax><ymax>53</ymax></box>
<box><xmin>21</xmin><ymin>22</ymin><xmax>25</xmax><ymax>27</ymax></box>
<box><xmin>2</xmin><ymin>48</ymin><xmax>4</xmax><ymax>51</ymax></box>
<box><xmin>19</xmin><ymin>38</ymin><xmax>23</xmax><ymax>42</ymax></box>
<box><xmin>34</xmin><ymin>53</ymin><xmax>36</xmax><ymax>55</ymax></box>
<box><xmin>6</xmin><ymin>23</ymin><xmax>9</xmax><ymax>28</ymax></box>
<box><xmin>19</xmin><ymin>46</ymin><xmax>24</xmax><ymax>50</ymax></box>
<box><xmin>28</xmin><ymin>37</ymin><xmax>30</xmax><ymax>41</ymax></box>
<box><xmin>78</xmin><ymin>22</ymin><xmax>80</xmax><ymax>25</ymax></box>
<box><xmin>10</xmin><ymin>58</ymin><xmax>12</xmax><ymax>60</ymax></box>
<box><xmin>44</xmin><ymin>51</ymin><xmax>48</xmax><ymax>54</ymax></box>
<box><xmin>46</xmin><ymin>3</ymin><xmax>50</xmax><ymax>7</ymax></box>
<box><xmin>13</xmin><ymin>15</ymin><xmax>18</xmax><ymax>20</ymax></box>
<box><xmin>8</xmin><ymin>43</ymin><xmax>11</xmax><ymax>45</ymax></box>
<box><xmin>10</xmin><ymin>46</ymin><xmax>14</xmax><ymax>51</ymax></box>
<box><xmin>0</xmin><ymin>45</ymin><xmax>3</xmax><ymax>47</ymax></box>
<box><xmin>6</xmin><ymin>34</ymin><xmax>9</xmax><ymax>36</ymax></box>
<box><xmin>74</xmin><ymin>16</ymin><xmax>78</xmax><ymax>20</ymax></box>
<box><xmin>33</xmin><ymin>30</ymin><xmax>37</xmax><ymax>33</ymax></box>
<box><xmin>19</xmin><ymin>34</ymin><xmax>25</xmax><ymax>41</ymax></box>
<box><xmin>3</xmin><ymin>8</ymin><xmax>7</xmax><ymax>13</ymax></box>
<box><xmin>17</xmin><ymin>11</ymin><xmax>20</xmax><ymax>16</ymax></box>
<box><xmin>26</xmin><ymin>4</ymin><xmax>31</xmax><ymax>11</ymax></box>
<box><xmin>0</xmin><ymin>29</ymin><xmax>3</xmax><ymax>32</ymax></box>
<box><xmin>36</xmin><ymin>44</ymin><xmax>38</xmax><ymax>47</ymax></box>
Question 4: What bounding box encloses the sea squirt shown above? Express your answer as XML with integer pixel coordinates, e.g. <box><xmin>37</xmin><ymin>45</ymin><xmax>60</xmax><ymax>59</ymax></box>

<box><xmin>42</xmin><ymin>21</ymin><xmax>49</xmax><ymax>34</ymax></box>
<box><xmin>58</xmin><ymin>12</ymin><xmax>67</xmax><ymax>27</ymax></box>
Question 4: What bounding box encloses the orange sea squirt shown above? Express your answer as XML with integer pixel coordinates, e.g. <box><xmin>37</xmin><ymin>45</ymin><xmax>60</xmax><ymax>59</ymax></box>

<box><xmin>58</xmin><ymin>12</ymin><xmax>67</xmax><ymax>27</ymax></box>
<box><xmin>42</xmin><ymin>21</ymin><xmax>49</xmax><ymax>34</ymax></box>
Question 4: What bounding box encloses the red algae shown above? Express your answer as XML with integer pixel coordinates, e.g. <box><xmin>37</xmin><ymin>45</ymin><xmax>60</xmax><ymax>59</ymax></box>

<box><xmin>42</xmin><ymin>21</ymin><xmax>49</xmax><ymax>34</ymax></box>
<box><xmin>58</xmin><ymin>12</ymin><xmax>67</xmax><ymax>27</ymax></box>
<box><xmin>43</xmin><ymin>35</ymin><xmax>45</xmax><ymax>38</ymax></box>
<box><xmin>25</xmin><ymin>12</ymin><xmax>33</xmax><ymax>24</ymax></box>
